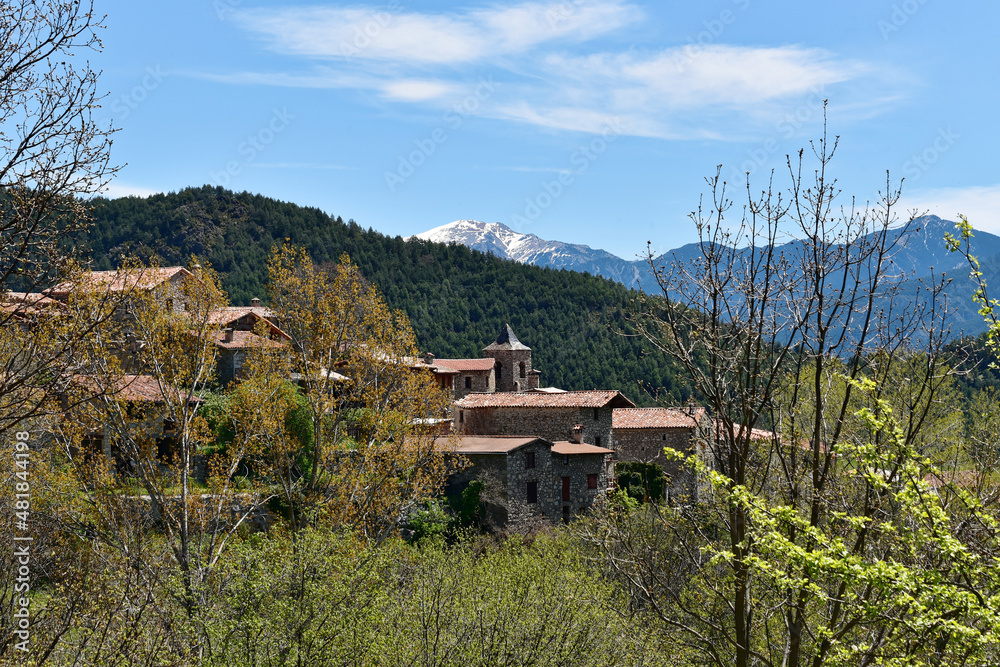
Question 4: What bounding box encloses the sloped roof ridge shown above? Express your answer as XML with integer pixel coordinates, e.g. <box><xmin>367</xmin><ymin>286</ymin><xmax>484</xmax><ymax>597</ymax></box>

<box><xmin>483</xmin><ymin>323</ymin><xmax>530</xmax><ymax>351</ymax></box>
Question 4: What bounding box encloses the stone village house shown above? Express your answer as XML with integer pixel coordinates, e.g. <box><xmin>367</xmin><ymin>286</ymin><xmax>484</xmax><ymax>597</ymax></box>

<box><xmin>454</xmin><ymin>389</ymin><xmax>635</xmax><ymax>451</ymax></box>
<box><xmin>436</xmin><ymin>433</ymin><xmax>614</xmax><ymax>528</ymax></box>
<box><xmin>47</xmin><ymin>267</ymin><xmax>291</xmax><ymax>387</ymax></box>
<box><xmin>612</xmin><ymin>407</ymin><xmax>713</xmax><ymax>503</ymax></box>
<box><xmin>39</xmin><ymin>267</ymin><xmax>723</xmax><ymax>528</ymax></box>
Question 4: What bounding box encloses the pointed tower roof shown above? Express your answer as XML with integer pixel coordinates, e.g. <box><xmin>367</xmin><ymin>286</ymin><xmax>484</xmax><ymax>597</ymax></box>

<box><xmin>483</xmin><ymin>323</ymin><xmax>530</xmax><ymax>351</ymax></box>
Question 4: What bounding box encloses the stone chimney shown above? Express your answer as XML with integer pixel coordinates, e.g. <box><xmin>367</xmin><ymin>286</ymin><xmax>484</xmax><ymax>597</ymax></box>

<box><xmin>423</xmin><ymin>352</ymin><xmax>435</xmax><ymax>365</ymax></box>
<box><xmin>224</xmin><ymin>328</ymin><xmax>234</xmax><ymax>343</ymax></box>
<box><xmin>571</xmin><ymin>424</ymin><xmax>584</xmax><ymax>444</ymax></box>
<box><xmin>250</xmin><ymin>297</ymin><xmax>261</xmax><ymax>307</ymax></box>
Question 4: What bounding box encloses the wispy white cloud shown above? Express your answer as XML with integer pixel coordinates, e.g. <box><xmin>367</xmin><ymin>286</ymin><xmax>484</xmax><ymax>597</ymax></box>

<box><xmin>217</xmin><ymin>2</ymin><xmax>903</xmax><ymax>139</ymax></box>
<box><xmin>902</xmin><ymin>184</ymin><xmax>1000</xmax><ymax>235</ymax></box>
<box><xmin>381</xmin><ymin>79</ymin><xmax>459</xmax><ymax>101</ymax></box>
<box><xmin>234</xmin><ymin>1</ymin><xmax>643</xmax><ymax>64</ymax></box>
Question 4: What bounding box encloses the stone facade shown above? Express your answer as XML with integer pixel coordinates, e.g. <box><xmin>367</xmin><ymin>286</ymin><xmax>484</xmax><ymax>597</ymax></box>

<box><xmin>454</xmin><ymin>390</ymin><xmax>634</xmax><ymax>449</ymax></box>
<box><xmin>452</xmin><ymin>368</ymin><xmax>494</xmax><ymax>398</ymax></box>
<box><xmin>612</xmin><ymin>407</ymin><xmax>713</xmax><ymax>503</ymax></box>
<box><xmin>417</xmin><ymin>324</ymin><xmax>540</xmax><ymax>400</ymax></box>
<box><xmin>438</xmin><ymin>436</ymin><xmax>613</xmax><ymax>529</ymax></box>
<box><xmin>482</xmin><ymin>324</ymin><xmax>540</xmax><ymax>393</ymax></box>
<box><xmin>423</xmin><ymin>356</ymin><xmax>496</xmax><ymax>399</ymax></box>
<box><xmin>458</xmin><ymin>405</ymin><xmax>614</xmax><ymax>448</ymax></box>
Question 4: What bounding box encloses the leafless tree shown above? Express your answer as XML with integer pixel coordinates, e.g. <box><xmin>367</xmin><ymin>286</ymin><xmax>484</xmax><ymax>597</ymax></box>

<box><xmin>0</xmin><ymin>0</ymin><xmax>118</xmax><ymax>430</ymax></box>
<box><xmin>583</xmin><ymin>114</ymin><xmax>1000</xmax><ymax>666</ymax></box>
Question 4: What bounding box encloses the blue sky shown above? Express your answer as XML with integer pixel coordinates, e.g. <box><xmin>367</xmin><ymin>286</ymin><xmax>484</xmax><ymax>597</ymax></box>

<box><xmin>97</xmin><ymin>0</ymin><xmax>1000</xmax><ymax>259</ymax></box>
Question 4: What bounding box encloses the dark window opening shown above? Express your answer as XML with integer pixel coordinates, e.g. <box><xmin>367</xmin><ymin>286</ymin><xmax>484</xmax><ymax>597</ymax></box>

<box><xmin>527</xmin><ymin>481</ymin><xmax>538</xmax><ymax>504</ymax></box>
<box><xmin>496</xmin><ymin>365</ymin><xmax>502</xmax><ymax>381</ymax></box>
<box><xmin>562</xmin><ymin>476</ymin><xmax>570</xmax><ymax>501</ymax></box>
<box><xmin>588</xmin><ymin>473</ymin><xmax>598</xmax><ymax>489</ymax></box>
<box><xmin>595</xmin><ymin>436</ymin><xmax>602</xmax><ymax>447</ymax></box>
<box><xmin>519</xmin><ymin>362</ymin><xmax>526</xmax><ymax>378</ymax></box>
<box><xmin>593</xmin><ymin>408</ymin><xmax>599</xmax><ymax>421</ymax></box>
<box><xmin>562</xmin><ymin>506</ymin><xmax>570</xmax><ymax>524</ymax></box>
<box><xmin>525</xmin><ymin>451</ymin><xmax>535</xmax><ymax>469</ymax></box>
<box><xmin>459</xmin><ymin>411</ymin><xmax>464</xmax><ymax>423</ymax></box>
<box><xmin>465</xmin><ymin>376</ymin><xmax>472</xmax><ymax>389</ymax></box>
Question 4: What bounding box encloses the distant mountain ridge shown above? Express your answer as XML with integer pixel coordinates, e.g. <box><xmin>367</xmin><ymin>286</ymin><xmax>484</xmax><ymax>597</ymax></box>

<box><xmin>415</xmin><ymin>220</ymin><xmax>646</xmax><ymax>288</ymax></box>
<box><xmin>415</xmin><ymin>216</ymin><xmax>1000</xmax><ymax>337</ymax></box>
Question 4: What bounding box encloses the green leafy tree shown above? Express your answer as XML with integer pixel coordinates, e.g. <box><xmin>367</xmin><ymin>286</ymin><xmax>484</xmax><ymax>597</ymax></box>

<box><xmin>589</xmin><ymin>118</ymin><xmax>1000</xmax><ymax>667</ymax></box>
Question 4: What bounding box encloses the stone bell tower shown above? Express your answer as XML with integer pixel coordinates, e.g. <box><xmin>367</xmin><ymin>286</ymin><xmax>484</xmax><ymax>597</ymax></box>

<box><xmin>482</xmin><ymin>323</ymin><xmax>539</xmax><ymax>392</ymax></box>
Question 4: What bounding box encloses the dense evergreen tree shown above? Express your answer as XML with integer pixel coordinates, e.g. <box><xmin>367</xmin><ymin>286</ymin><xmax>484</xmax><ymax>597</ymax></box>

<box><xmin>83</xmin><ymin>186</ymin><xmax>686</xmax><ymax>405</ymax></box>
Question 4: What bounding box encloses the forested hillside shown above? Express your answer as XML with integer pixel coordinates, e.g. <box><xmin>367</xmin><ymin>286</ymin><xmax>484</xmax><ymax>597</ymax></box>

<box><xmin>84</xmin><ymin>186</ymin><xmax>687</xmax><ymax>405</ymax></box>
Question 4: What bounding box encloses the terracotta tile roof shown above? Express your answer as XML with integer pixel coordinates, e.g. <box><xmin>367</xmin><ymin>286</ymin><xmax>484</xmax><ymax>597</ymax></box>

<box><xmin>47</xmin><ymin>267</ymin><xmax>192</xmax><ymax>299</ymax></box>
<box><xmin>433</xmin><ymin>358</ymin><xmax>496</xmax><ymax>372</ymax></box>
<box><xmin>4</xmin><ymin>292</ymin><xmax>58</xmax><ymax>307</ymax></box>
<box><xmin>455</xmin><ymin>390</ymin><xmax>635</xmax><ymax>410</ymax></box>
<box><xmin>1</xmin><ymin>291</ymin><xmax>62</xmax><ymax>318</ymax></box>
<box><xmin>551</xmin><ymin>441</ymin><xmax>614</xmax><ymax>455</ymax></box>
<box><xmin>714</xmin><ymin>422</ymin><xmax>776</xmax><ymax>443</ymax></box>
<box><xmin>71</xmin><ymin>374</ymin><xmax>197</xmax><ymax>403</ymax></box>
<box><xmin>405</xmin><ymin>357</ymin><xmax>459</xmax><ymax>374</ymax></box>
<box><xmin>208</xmin><ymin>307</ymin><xmax>290</xmax><ymax>340</ymax></box>
<box><xmin>925</xmin><ymin>470</ymin><xmax>980</xmax><ymax>491</ymax></box>
<box><xmin>613</xmin><ymin>407</ymin><xmax>708</xmax><ymax>429</ymax></box>
<box><xmin>209</xmin><ymin>306</ymin><xmax>277</xmax><ymax>323</ymax></box>
<box><xmin>434</xmin><ymin>435</ymin><xmax>545</xmax><ymax>454</ymax></box>
<box><xmin>214</xmin><ymin>330</ymin><xmax>286</xmax><ymax>350</ymax></box>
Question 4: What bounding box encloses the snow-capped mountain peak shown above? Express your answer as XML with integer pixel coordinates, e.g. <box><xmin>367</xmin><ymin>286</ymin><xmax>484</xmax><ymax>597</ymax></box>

<box><xmin>412</xmin><ymin>220</ymin><xmax>645</xmax><ymax>287</ymax></box>
<box><xmin>415</xmin><ymin>220</ymin><xmax>537</xmax><ymax>261</ymax></box>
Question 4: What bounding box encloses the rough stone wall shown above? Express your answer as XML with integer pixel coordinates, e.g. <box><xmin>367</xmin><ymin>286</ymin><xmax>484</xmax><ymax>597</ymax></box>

<box><xmin>447</xmin><ymin>453</ymin><xmax>510</xmax><ymax>528</ymax></box>
<box><xmin>452</xmin><ymin>369</ymin><xmax>494</xmax><ymax>400</ymax></box>
<box><xmin>548</xmin><ymin>452</ymin><xmax>612</xmax><ymax>523</ymax></box>
<box><xmin>156</xmin><ymin>273</ymin><xmax>191</xmax><ymax>314</ymax></box>
<box><xmin>216</xmin><ymin>349</ymin><xmax>246</xmax><ymax>387</ymax></box>
<box><xmin>457</xmin><ymin>406</ymin><xmax>614</xmax><ymax>447</ymax></box>
<box><xmin>526</xmin><ymin>371</ymin><xmax>540</xmax><ymax>391</ymax></box>
<box><xmin>217</xmin><ymin>352</ymin><xmax>236</xmax><ymax>387</ymax></box>
<box><xmin>483</xmin><ymin>348</ymin><xmax>532</xmax><ymax>392</ymax></box>
<box><xmin>615</xmin><ymin>427</ymin><xmax>699</xmax><ymax>502</ymax></box>
<box><xmin>447</xmin><ymin>446</ymin><xmax>612</xmax><ymax>530</ymax></box>
<box><xmin>613</xmin><ymin>414</ymin><xmax>713</xmax><ymax>503</ymax></box>
<box><xmin>503</xmin><ymin>441</ymin><xmax>554</xmax><ymax>527</ymax></box>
